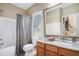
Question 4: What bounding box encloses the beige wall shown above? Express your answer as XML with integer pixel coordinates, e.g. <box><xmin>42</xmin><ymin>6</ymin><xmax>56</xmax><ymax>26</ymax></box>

<box><xmin>0</xmin><ymin>3</ymin><xmax>28</xmax><ymax>19</ymax></box>
<box><xmin>27</xmin><ymin>3</ymin><xmax>52</xmax><ymax>15</ymax></box>
<box><xmin>0</xmin><ymin>3</ymin><xmax>51</xmax><ymax>19</ymax></box>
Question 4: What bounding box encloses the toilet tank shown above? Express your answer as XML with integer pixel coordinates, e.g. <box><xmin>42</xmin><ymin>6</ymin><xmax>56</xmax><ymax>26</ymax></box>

<box><xmin>32</xmin><ymin>37</ymin><xmax>39</xmax><ymax>45</ymax></box>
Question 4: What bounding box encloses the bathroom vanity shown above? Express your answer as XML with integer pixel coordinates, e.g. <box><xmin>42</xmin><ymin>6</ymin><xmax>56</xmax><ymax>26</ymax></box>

<box><xmin>36</xmin><ymin>4</ymin><xmax>79</xmax><ymax>56</ymax></box>
<box><xmin>37</xmin><ymin>40</ymin><xmax>79</xmax><ymax>56</ymax></box>
<box><xmin>39</xmin><ymin>4</ymin><xmax>79</xmax><ymax>56</ymax></box>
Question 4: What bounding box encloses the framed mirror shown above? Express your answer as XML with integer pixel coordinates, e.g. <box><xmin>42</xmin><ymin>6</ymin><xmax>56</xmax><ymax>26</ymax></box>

<box><xmin>44</xmin><ymin>8</ymin><xmax>61</xmax><ymax>36</ymax></box>
<box><xmin>44</xmin><ymin>3</ymin><xmax>79</xmax><ymax>38</ymax></box>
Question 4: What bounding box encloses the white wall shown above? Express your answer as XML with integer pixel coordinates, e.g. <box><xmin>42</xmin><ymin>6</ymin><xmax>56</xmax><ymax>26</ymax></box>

<box><xmin>0</xmin><ymin>17</ymin><xmax>16</xmax><ymax>47</ymax></box>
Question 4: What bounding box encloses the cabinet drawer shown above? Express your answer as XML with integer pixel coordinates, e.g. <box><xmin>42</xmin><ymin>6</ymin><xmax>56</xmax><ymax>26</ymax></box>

<box><xmin>37</xmin><ymin>46</ymin><xmax>45</xmax><ymax>56</ymax></box>
<box><xmin>37</xmin><ymin>42</ymin><xmax>45</xmax><ymax>48</ymax></box>
<box><xmin>58</xmin><ymin>48</ymin><xmax>79</xmax><ymax>56</ymax></box>
<box><xmin>46</xmin><ymin>50</ymin><xmax>57</xmax><ymax>56</ymax></box>
<box><xmin>46</xmin><ymin>44</ymin><xmax>57</xmax><ymax>53</ymax></box>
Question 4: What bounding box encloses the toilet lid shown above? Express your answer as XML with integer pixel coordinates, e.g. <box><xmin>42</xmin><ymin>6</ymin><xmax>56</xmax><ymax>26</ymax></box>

<box><xmin>23</xmin><ymin>44</ymin><xmax>35</xmax><ymax>51</ymax></box>
<box><xmin>23</xmin><ymin>44</ymin><xmax>35</xmax><ymax>48</ymax></box>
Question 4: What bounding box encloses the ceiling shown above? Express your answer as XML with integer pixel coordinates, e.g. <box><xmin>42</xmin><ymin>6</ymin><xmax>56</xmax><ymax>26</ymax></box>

<box><xmin>11</xmin><ymin>3</ymin><xmax>34</xmax><ymax>10</ymax></box>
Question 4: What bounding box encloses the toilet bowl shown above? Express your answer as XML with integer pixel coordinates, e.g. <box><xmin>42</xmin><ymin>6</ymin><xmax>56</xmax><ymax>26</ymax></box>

<box><xmin>23</xmin><ymin>37</ymin><xmax>39</xmax><ymax>56</ymax></box>
<box><xmin>23</xmin><ymin>44</ymin><xmax>35</xmax><ymax>51</ymax></box>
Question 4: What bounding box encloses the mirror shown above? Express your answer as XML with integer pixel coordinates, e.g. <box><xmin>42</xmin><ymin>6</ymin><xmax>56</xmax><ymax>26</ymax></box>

<box><xmin>44</xmin><ymin>8</ymin><xmax>61</xmax><ymax>35</ymax></box>
<box><xmin>62</xmin><ymin>13</ymin><xmax>79</xmax><ymax>36</ymax></box>
<box><xmin>44</xmin><ymin>3</ymin><xmax>79</xmax><ymax>37</ymax></box>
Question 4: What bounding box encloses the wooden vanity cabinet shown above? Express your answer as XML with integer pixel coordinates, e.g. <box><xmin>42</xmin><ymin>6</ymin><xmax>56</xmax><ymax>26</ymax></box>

<box><xmin>46</xmin><ymin>44</ymin><xmax>58</xmax><ymax>56</ymax></box>
<box><xmin>37</xmin><ymin>41</ymin><xmax>79</xmax><ymax>56</ymax></box>
<box><xmin>37</xmin><ymin>42</ymin><xmax>45</xmax><ymax>56</ymax></box>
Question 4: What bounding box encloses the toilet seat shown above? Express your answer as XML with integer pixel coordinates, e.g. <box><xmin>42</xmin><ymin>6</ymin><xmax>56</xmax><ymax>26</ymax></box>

<box><xmin>23</xmin><ymin>44</ymin><xmax>35</xmax><ymax>51</ymax></box>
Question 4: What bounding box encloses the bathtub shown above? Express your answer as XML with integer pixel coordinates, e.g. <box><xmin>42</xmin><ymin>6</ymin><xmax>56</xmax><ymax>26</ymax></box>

<box><xmin>0</xmin><ymin>46</ymin><xmax>15</xmax><ymax>56</ymax></box>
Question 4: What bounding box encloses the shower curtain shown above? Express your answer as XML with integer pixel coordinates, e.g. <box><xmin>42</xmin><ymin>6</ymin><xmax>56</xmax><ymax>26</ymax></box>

<box><xmin>16</xmin><ymin>14</ymin><xmax>32</xmax><ymax>56</ymax></box>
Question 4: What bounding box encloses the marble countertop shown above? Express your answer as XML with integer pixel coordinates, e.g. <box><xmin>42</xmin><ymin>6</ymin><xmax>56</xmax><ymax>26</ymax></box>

<box><xmin>37</xmin><ymin>39</ymin><xmax>79</xmax><ymax>52</ymax></box>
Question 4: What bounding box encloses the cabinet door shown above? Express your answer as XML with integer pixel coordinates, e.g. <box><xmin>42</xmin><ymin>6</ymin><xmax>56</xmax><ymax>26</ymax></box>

<box><xmin>58</xmin><ymin>48</ymin><xmax>79</xmax><ymax>56</ymax></box>
<box><xmin>46</xmin><ymin>50</ymin><xmax>57</xmax><ymax>56</ymax></box>
<box><xmin>37</xmin><ymin>42</ymin><xmax>45</xmax><ymax>48</ymax></box>
<box><xmin>46</xmin><ymin>44</ymin><xmax>58</xmax><ymax>53</ymax></box>
<box><xmin>37</xmin><ymin>46</ymin><xmax>45</xmax><ymax>56</ymax></box>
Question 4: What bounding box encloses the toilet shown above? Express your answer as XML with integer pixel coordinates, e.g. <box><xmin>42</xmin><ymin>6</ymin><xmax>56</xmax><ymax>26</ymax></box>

<box><xmin>23</xmin><ymin>37</ymin><xmax>39</xmax><ymax>56</ymax></box>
